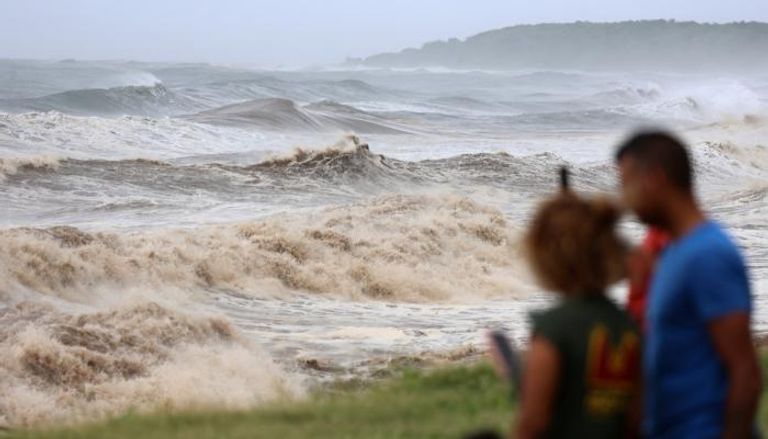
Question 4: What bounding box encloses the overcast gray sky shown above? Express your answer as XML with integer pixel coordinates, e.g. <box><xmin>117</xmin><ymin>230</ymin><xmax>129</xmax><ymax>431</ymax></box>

<box><xmin>1</xmin><ymin>0</ymin><xmax>767</xmax><ymax>67</ymax></box>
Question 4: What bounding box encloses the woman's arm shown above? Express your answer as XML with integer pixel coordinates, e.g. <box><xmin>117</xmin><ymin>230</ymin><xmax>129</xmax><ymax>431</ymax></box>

<box><xmin>512</xmin><ymin>335</ymin><xmax>560</xmax><ymax>439</ymax></box>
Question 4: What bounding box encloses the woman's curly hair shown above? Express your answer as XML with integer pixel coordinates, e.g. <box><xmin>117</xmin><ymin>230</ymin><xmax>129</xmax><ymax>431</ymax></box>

<box><xmin>524</xmin><ymin>192</ymin><xmax>628</xmax><ymax>296</ymax></box>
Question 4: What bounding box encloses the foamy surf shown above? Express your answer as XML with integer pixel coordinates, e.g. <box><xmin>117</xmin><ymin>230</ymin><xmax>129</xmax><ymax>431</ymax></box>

<box><xmin>0</xmin><ymin>193</ymin><xmax>536</xmax><ymax>428</ymax></box>
<box><xmin>0</xmin><ymin>301</ymin><xmax>301</xmax><ymax>428</ymax></box>
<box><xmin>0</xmin><ymin>194</ymin><xmax>530</xmax><ymax>303</ymax></box>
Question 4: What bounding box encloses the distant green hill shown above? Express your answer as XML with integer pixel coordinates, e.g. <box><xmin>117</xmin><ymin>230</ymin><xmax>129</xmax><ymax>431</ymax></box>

<box><xmin>353</xmin><ymin>20</ymin><xmax>768</xmax><ymax>72</ymax></box>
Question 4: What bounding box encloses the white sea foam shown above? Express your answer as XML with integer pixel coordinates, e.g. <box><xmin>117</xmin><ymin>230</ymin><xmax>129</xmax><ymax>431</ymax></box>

<box><xmin>0</xmin><ymin>302</ymin><xmax>301</xmax><ymax>428</ymax></box>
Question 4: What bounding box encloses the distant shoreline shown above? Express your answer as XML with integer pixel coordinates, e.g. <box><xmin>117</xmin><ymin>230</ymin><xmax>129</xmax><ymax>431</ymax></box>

<box><xmin>352</xmin><ymin>20</ymin><xmax>768</xmax><ymax>72</ymax></box>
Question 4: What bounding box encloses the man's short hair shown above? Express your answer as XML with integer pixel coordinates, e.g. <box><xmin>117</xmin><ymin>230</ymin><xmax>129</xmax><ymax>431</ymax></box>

<box><xmin>615</xmin><ymin>131</ymin><xmax>693</xmax><ymax>191</ymax></box>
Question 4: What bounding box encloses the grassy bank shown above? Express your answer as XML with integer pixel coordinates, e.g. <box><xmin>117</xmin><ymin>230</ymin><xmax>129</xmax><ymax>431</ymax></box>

<box><xmin>8</xmin><ymin>357</ymin><xmax>768</xmax><ymax>439</ymax></box>
<box><xmin>6</xmin><ymin>363</ymin><xmax>512</xmax><ymax>439</ymax></box>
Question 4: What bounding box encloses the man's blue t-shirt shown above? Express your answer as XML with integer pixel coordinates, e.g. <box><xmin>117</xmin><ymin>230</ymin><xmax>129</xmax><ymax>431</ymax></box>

<box><xmin>644</xmin><ymin>221</ymin><xmax>751</xmax><ymax>439</ymax></box>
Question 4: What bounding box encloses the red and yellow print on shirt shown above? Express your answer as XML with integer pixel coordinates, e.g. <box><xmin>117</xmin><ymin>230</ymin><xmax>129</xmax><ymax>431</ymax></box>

<box><xmin>584</xmin><ymin>324</ymin><xmax>640</xmax><ymax>416</ymax></box>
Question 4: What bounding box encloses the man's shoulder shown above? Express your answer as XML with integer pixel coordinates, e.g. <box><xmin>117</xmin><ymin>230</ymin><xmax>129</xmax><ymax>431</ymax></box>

<box><xmin>678</xmin><ymin>222</ymin><xmax>741</xmax><ymax>263</ymax></box>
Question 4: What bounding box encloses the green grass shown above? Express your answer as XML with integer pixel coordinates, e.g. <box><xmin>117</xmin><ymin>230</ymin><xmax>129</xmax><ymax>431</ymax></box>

<box><xmin>5</xmin><ymin>363</ymin><xmax>513</xmax><ymax>439</ymax></box>
<box><xmin>8</xmin><ymin>356</ymin><xmax>768</xmax><ymax>439</ymax></box>
<box><xmin>758</xmin><ymin>353</ymin><xmax>768</xmax><ymax>436</ymax></box>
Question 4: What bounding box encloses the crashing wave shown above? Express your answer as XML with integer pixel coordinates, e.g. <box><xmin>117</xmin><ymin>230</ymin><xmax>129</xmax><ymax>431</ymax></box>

<box><xmin>185</xmin><ymin>98</ymin><xmax>411</xmax><ymax>134</ymax></box>
<box><xmin>0</xmin><ymin>111</ymin><xmax>262</xmax><ymax>160</ymax></box>
<box><xmin>0</xmin><ymin>155</ymin><xmax>61</xmax><ymax>180</ymax></box>
<box><xmin>0</xmin><ymin>302</ymin><xmax>300</xmax><ymax>428</ymax></box>
<box><xmin>0</xmin><ymin>194</ymin><xmax>529</xmax><ymax>303</ymax></box>
<box><xmin>0</xmin><ymin>83</ymin><xmax>203</xmax><ymax>116</ymax></box>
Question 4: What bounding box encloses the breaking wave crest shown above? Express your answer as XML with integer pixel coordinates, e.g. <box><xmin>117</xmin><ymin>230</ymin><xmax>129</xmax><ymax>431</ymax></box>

<box><xmin>244</xmin><ymin>134</ymin><xmax>422</xmax><ymax>183</ymax></box>
<box><xmin>0</xmin><ymin>111</ymin><xmax>265</xmax><ymax>160</ymax></box>
<box><xmin>0</xmin><ymin>195</ymin><xmax>528</xmax><ymax>303</ymax></box>
<box><xmin>0</xmin><ymin>84</ymin><xmax>203</xmax><ymax>116</ymax></box>
<box><xmin>185</xmin><ymin>98</ymin><xmax>411</xmax><ymax>134</ymax></box>
<box><xmin>0</xmin><ymin>155</ymin><xmax>62</xmax><ymax>180</ymax></box>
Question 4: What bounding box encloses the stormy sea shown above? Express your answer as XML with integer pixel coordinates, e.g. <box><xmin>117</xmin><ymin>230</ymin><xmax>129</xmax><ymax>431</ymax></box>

<box><xmin>1</xmin><ymin>58</ymin><xmax>766</xmax><ymax>427</ymax></box>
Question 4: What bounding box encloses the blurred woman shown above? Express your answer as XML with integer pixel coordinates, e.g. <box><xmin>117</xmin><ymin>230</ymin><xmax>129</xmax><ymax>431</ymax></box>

<box><xmin>514</xmin><ymin>191</ymin><xmax>641</xmax><ymax>439</ymax></box>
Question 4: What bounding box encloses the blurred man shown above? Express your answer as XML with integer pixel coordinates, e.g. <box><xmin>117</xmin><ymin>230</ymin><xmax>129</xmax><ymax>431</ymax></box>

<box><xmin>616</xmin><ymin>131</ymin><xmax>761</xmax><ymax>438</ymax></box>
